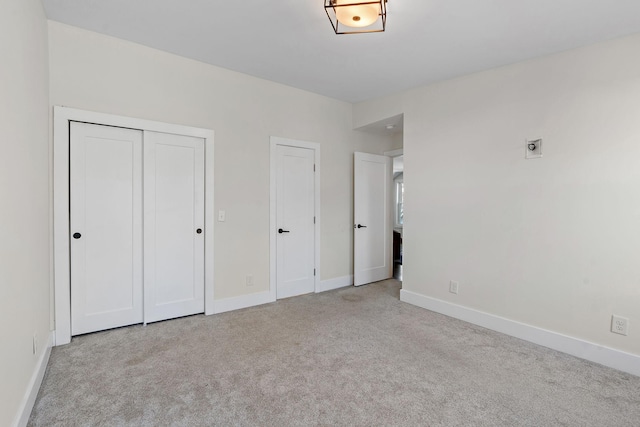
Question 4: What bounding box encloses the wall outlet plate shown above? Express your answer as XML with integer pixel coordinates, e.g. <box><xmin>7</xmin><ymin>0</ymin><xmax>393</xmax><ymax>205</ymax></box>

<box><xmin>449</xmin><ymin>280</ymin><xmax>459</xmax><ymax>294</ymax></box>
<box><xmin>611</xmin><ymin>315</ymin><xmax>629</xmax><ymax>335</ymax></box>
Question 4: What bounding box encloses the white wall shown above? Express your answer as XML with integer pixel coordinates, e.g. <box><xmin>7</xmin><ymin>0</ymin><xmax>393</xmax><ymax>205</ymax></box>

<box><xmin>391</xmin><ymin>132</ymin><xmax>404</xmax><ymax>150</ymax></box>
<box><xmin>353</xmin><ymin>92</ymin><xmax>404</xmax><ymax>130</ymax></box>
<box><xmin>48</xmin><ymin>22</ymin><xmax>394</xmax><ymax>300</ymax></box>
<box><xmin>0</xmin><ymin>0</ymin><xmax>51</xmax><ymax>425</ymax></box>
<box><xmin>356</xmin><ymin>32</ymin><xmax>640</xmax><ymax>357</ymax></box>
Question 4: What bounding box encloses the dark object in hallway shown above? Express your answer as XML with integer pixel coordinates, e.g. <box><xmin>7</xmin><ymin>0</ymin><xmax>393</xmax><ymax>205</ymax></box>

<box><xmin>393</xmin><ymin>230</ymin><xmax>402</xmax><ymax>264</ymax></box>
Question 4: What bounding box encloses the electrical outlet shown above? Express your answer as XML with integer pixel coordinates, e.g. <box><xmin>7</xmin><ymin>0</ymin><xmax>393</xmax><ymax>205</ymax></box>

<box><xmin>218</xmin><ymin>210</ymin><xmax>226</xmax><ymax>222</ymax></box>
<box><xmin>611</xmin><ymin>315</ymin><xmax>629</xmax><ymax>336</ymax></box>
<box><xmin>246</xmin><ymin>275</ymin><xmax>254</xmax><ymax>287</ymax></box>
<box><xmin>33</xmin><ymin>333</ymin><xmax>38</xmax><ymax>355</ymax></box>
<box><xmin>449</xmin><ymin>280</ymin><xmax>459</xmax><ymax>294</ymax></box>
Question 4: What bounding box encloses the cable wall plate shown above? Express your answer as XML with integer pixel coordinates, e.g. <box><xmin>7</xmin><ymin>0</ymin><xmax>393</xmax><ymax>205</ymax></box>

<box><xmin>525</xmin><ymin>138</ymin><xmax>543</xmax><ymax>159</ymax></box>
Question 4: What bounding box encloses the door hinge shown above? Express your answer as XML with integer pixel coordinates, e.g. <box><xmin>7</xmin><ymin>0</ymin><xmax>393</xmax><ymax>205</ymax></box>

<box><xmin>313</xmin><ymin>216</ymin><xmax>316</xmax><ymax>224</ymax></box>
<box><xmin>313</xmin><ymin>164</ymin><xmax>316</xmax><ymax>172</ymax></box>
<box><xmin>314</xmin><ymin>268</ymin><xmax>316</xmax><ymax>276</ymax></box>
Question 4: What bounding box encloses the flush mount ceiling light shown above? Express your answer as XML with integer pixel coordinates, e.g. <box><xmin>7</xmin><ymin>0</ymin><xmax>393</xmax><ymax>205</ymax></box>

<box><xmin>324</xmin><ymin>0</ymin><xmax>387</xmax><ymax>35</ymax></box>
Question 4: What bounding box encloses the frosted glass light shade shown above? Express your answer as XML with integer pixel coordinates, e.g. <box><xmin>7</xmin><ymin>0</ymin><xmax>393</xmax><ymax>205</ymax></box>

<box><xmin>335</xmin><ymin>0</ymin><xmax>379</xmax><ymax>28</ymax></box>
<box><xmin>324</xmin><ymin>0</ymin><xmax>387</xmax><ymax>35</ymax></box>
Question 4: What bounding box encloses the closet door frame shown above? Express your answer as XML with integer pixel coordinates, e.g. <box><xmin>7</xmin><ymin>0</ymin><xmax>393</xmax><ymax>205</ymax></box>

<box><xmin>53</xmin><ymin>106</ymin><xmax>215</xmax><ymax>346</ymax></box>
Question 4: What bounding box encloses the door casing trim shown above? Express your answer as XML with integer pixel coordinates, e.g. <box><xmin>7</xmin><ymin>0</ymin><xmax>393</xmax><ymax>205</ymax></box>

<box><xmin>269</xmin><ymin>136</ymin><xmax>321</xmax><ymax>301</ymax></box>
<box><xmin>53</xmin><ymin>106</ymin><xmax>214</xmax><ymax>345</ymax></box>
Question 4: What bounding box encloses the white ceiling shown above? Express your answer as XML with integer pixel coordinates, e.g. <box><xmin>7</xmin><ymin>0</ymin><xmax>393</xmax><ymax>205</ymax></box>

<box><xmin>41</xmin><ymin>0</ymin><xmax>640</xmax><ymax>103</ymax></box>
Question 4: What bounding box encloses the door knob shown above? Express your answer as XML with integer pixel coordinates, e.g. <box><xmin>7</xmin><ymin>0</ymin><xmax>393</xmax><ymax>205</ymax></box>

<box><xmin>196</xmin><ymin>228</ymin><xmax>202</xmax><ymax>234</ymax></box>
<box><xmin>73</xmin><ymin>232</ymin><xmax>82</xmax><ymax>239</ymax></box>
<box><xmin>278</xmin><ymin>228</ymin><xmax>290</xmax><ymax>234</ymax></box>
<box><xmin>356</xmin><ymin>224</ymin><xmax>367</xmax><ymax>229</ymax></box>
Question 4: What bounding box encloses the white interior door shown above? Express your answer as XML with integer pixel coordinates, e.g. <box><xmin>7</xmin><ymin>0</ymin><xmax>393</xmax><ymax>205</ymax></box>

<box><xmin>276</xmin><ymin>145</ymin><xmax>316</xmax><ymax>298</ymax></box>
<box><xmin>70</xmin><ymin>122</ymin><xmax>143</xmax><ymax>335</ymax></box>
<box><xmin>144</xmin><ymin>131</ymin><xmax>205</xmax><ymax>323</ymax></box>
<box><xmin>354</xmin><ymin>152</ymin><xmax>393</xmax><ymax>286</ymax></box>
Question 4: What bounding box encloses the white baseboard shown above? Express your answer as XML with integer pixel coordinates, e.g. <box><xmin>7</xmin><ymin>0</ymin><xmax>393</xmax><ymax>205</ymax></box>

<box><xmin>316</xmin><ymin>275</ymin><xmax>353</xmax><ymax>293</ymax></box>
<box><xmin>212</xmin><ymin>291</ymin><xmax>274</xmax><ymax>314</ymax></box>
<box><xmin>14</xmin><ymin>331</ymin><xmax>53</xmax><ymax>427</ymax></box>
<box><xmin>213</xmin><ymin>276</ymin><xmax>354</xmax><ymax>314</ymax></box>
<box><xmin>400</xmin><ymin>289</ymin><xmax>640</xmax><ymax>377</ymax></box>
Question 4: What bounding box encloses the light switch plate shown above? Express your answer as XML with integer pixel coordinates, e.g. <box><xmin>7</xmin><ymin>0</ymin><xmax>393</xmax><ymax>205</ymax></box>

<box><xmin>218</xmin><ymin>210</ymin><xmax>225</xmax><ymax>222</ymax></box>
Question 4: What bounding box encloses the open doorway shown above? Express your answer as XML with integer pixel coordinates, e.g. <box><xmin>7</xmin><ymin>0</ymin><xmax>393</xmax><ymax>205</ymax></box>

<box><xmin>355</xmin><ymin>113</ymin><xmax>404</xmax><ymax>284</ymax></box>
<box><xmin>392</xmin><ymin>154</ymin><xmax>403</xmax><ymax>281</ymax></box>
<box><xmin>385</xmin><ymin>150</ymin><xmax>404</xmax><ymax>281</ymax></box>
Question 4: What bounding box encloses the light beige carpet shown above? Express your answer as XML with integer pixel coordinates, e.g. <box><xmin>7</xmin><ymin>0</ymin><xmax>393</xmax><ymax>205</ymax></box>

<box><xmin>29</xmin><ymin>280</ymin><xmax>640</xmax><ymax>426</ymax></box>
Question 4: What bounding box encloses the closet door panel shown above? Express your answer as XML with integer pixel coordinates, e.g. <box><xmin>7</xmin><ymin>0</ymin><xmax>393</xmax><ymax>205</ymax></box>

<box><xmin>144</xmin><ymin>131</ymin><xmax>205</xmax><ymax>323</ymax></box>
<box><xmin>70</xmin><ymin>122</ymin><xmax>143</xmax><ymax>335</ymax></box>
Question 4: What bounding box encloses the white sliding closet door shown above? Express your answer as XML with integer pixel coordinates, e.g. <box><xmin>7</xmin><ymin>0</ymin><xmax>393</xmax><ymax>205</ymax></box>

<box><xmin>70</xmin><ymin>122</ymin><xmax>143</xmax><ymax>335</ymax></box>
<box><xmin>144</xmin><ymin>131</ymin><xmax>205</xmax><ymax>323</ymax></box>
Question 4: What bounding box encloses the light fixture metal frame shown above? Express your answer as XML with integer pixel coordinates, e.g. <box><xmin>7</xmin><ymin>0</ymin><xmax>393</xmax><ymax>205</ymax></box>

<box><xmin>324</xmin><ymin>0</ymin><xmax>387</xmax><ymax>35</ymax></box>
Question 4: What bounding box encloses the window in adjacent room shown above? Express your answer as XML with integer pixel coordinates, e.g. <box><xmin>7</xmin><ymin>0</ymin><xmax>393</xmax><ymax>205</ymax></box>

<box><xmin>395</xmin><ymin>178</ymin><xmax>404</xmax><ymax>227</ymax></box>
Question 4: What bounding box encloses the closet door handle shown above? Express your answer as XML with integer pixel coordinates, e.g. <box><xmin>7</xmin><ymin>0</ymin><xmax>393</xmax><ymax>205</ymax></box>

<box><xmin>196</xmin><ymin>228</ymin><xmax>202</xmax><ymax>234</ymax></box>
<box><xmin>278</xmin><ymin>228</ymin><xmax>290</xmax><ymax>234</ymax></box>
<box><xmin>73</xmin><ymin>232</ymin><xmax>82</xmax><ymax>239</ymax></box>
